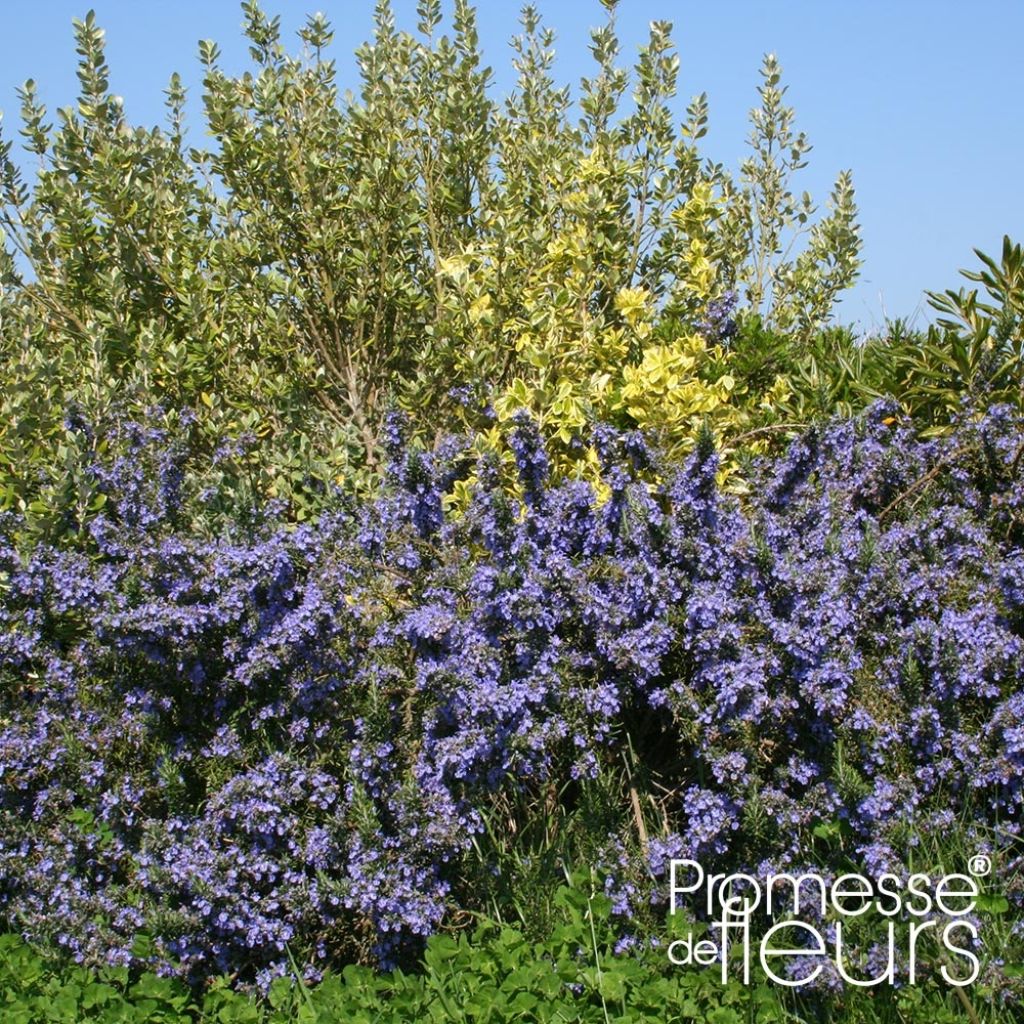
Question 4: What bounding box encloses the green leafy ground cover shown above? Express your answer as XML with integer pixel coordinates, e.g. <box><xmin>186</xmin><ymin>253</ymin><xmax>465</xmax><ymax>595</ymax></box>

<box><xmin>2</xmin><ymin>883</ymin><xmax>1017</xmax><ymax>1023</ymax></box>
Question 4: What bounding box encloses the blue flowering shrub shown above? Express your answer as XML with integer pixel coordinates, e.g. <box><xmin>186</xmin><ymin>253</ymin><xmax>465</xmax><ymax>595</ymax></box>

<box><xmin>1</xmin><ymin>402</ymin><xmax>1023</xmax><ymax>998</ymax></box>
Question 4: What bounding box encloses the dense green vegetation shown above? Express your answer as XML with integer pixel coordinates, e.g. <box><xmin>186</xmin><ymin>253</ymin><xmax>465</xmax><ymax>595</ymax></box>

<box><xmin>2</xmin><ymin>881</ymin><xmax>1019</xmax><ymax>1023</ymax></box>
<box><xmin>3</xmin><ymin>0</ymin><xmax>1019</xmax><ymax>538</ymax></box>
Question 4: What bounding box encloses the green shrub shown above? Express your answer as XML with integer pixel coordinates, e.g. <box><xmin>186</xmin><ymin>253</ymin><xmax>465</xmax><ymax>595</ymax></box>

<box><xmin>1</xmin><ymin>1</ymin><xmax>863</xmax><ymax>531</ymax></box>
<box><xmin>740</xmin><ymin>236</ymin><xmax>1024</xmax><ymax>443</ymax></box>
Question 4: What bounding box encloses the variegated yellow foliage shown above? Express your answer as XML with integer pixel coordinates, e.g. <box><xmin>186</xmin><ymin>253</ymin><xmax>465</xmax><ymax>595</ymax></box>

<box><xmin>618</xmin><ymin>336</ymin><xmax>735</xmax><ymax>434</ymax></box>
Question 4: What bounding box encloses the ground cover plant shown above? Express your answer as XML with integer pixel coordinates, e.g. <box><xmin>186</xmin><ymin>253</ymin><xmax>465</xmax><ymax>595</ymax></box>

<box><xmin>2</xmin><ymin>1</ymin><xmax>1024</xmax><ymax>1021</ymax></box>
<box><xmin>4</xmin><ymin>891</ymin><xmax>1018</xmax><ymax>1023</ymax></box>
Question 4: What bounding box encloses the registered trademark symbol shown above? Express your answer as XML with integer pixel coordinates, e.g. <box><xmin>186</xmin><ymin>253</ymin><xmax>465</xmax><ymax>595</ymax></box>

<box><xmin>968</xmin><ymin>854</ymin><xmax>992</xmax><ymax>877</ymax></box>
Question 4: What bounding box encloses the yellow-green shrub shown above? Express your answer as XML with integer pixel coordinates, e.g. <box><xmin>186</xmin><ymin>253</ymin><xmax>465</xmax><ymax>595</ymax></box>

<box><xmin>1</xmin><ymin>1</ymin><xmax>863</xmax><ymax>527</ymax></box>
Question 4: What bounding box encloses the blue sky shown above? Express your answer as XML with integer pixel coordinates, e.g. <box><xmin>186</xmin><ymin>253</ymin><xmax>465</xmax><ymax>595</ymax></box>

<box><xmin>2</xmin><ymin>0</ymin><xmax>1022</xmax><ymax>331</ymax></box>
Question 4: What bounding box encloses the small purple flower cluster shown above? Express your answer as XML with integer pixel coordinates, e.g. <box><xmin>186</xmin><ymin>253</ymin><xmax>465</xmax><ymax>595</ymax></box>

<box><xmin>698</xmin><ymin>291</ymin><xmax>738</xmax><ymax>344</ymax></box>
<box><xmin>1</xmin><ymin>403</ymin><xmax>1022</xmax><ymax>984</ymax></box>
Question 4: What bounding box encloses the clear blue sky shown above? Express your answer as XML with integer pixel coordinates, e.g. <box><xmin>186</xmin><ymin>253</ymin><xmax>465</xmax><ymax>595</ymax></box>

<box><xmin>2</xmin><ymin>1</ymin><xmax>1022</xmax><ymax>331</ymax></box>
